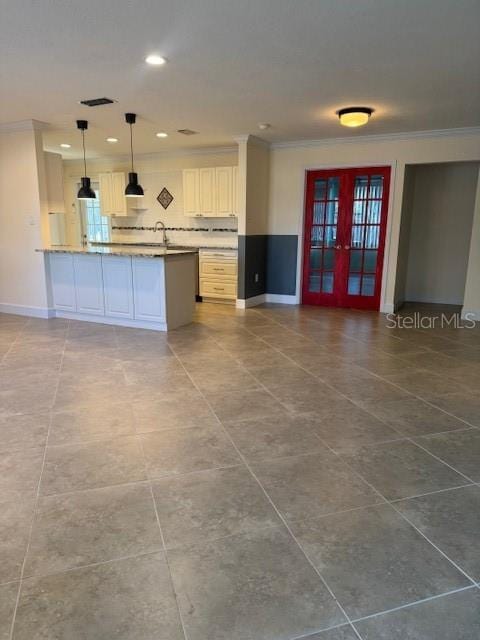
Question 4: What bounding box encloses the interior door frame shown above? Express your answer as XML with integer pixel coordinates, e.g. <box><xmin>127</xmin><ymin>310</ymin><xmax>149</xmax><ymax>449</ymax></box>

<box><xmin>300</xmin><ymin>163</ymin><xmax>393</xmax><ymax>311</ymax></box>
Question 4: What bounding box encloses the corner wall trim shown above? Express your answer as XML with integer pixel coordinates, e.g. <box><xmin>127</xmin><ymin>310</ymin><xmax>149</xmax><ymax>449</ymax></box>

<box><xmin>461</xmin><ymin>308</ymin><xmax>480</xmax><ymax>322</ymax></box>
<box><xmin>0</xmin><ymin>303</ymin><xmax>55</xmax><ymax>319</ymax></box>
<box><xmin>265</xmin><ymin>294</ymin><xmax>298</xmax><ymax>305</ymax></box>
<box><xmin>380</xmin><ymin>302</ymin><xmax>395</xmax><ymax>314</ymax></box>
<box><xmin>236</xmin><ymin>294</ymin><xmax>266</xmax><ymax>309</ymax></box>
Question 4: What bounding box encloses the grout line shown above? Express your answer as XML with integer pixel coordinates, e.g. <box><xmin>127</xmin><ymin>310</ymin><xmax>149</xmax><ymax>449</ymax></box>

<box><xmin>8</xmin><ymin>320</ymin><xmax>68</xmax><ymax>640</ymax></box>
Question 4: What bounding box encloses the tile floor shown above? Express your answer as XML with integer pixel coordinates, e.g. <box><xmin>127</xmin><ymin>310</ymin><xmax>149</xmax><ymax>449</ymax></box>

<box><xmin>1</xmin><ymin>302</ymin><xmax>480</xmax><ymax>639</ymax></box>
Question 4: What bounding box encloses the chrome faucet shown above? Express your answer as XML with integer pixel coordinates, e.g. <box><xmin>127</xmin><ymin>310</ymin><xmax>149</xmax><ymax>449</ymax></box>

<box><xmin>154</xmin><ymin>220</ymin><xmax>168</xmax><ymax>246</ymax></box>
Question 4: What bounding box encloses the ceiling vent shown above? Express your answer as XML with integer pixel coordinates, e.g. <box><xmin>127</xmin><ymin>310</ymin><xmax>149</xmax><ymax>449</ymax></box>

<box><xmin>80</xmin><ymin>97</ymin><xmax>116</xmax><ymax>107</ymax></box>
<box><xmin>177</xmin><ymin>128</ymin><xmax>198</xmax><ymax>136</ymax></box>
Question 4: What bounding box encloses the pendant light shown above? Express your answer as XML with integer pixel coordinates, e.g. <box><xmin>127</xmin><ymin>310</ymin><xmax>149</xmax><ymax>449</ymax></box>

<box><xmin>124</xmin><ymin>113</ymin><xmax>144</xmax><ymax>197</ymax></box>
<box><xmin>76</xmin><ymin>120</ymin><xmax>96</xmax><ymax>200</ymax></box>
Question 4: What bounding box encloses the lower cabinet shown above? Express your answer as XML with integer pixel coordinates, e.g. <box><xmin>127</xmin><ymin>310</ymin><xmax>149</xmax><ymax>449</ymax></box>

<box><xmin>102</xmin><ymin>256</ymin><xmax>134</xmax><ymax>319</ymax></box>
<box><xmin>49</xmin><ymin>253</ymin><xmax>76</xmax><ymax>311</ymax></box>
<box><xmin>73</xmin><ymin>255</ymin><xmax>105</xmax><ymax>316</ymax></box>
<box><xmin>132</xmin><ymin>258</ymin><xmax>166</xmax><ymax>322</ymax></box>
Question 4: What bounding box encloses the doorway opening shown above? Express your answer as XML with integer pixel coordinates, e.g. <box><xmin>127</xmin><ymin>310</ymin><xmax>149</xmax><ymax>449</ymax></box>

<box><xmin>302</xmin><ymin>166</ymin><xmax>391</xmax><ymax>310</ymax></box>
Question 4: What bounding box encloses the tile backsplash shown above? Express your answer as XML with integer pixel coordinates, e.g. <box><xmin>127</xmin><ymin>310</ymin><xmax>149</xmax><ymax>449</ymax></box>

<box><xmin>111</xmin><ymin>169</ymin><xmax>238</xmax><ymax>248</ymax></box>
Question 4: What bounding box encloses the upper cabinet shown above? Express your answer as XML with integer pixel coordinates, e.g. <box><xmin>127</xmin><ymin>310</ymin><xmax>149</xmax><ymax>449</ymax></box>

<box><xmin>98</xmin><ymin>172</ymin><xmax>128</xmax><ymax>216</ymax></box>
<box><xmin>183</xmin><ymin>166</ymin><xmax>238</xmax><ymax>217</ymax></box>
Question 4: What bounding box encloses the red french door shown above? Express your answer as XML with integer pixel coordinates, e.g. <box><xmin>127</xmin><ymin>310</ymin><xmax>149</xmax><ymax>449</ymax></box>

<box><xmin>302</xmin><ymin>166</ymin><xmax>390</xmax><ymax>310</ymax></box>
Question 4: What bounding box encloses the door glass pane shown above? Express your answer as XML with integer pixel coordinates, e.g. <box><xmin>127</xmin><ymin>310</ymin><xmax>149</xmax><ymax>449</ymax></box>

<box><xmin>353</xmin><ymin>200</ymin><xmax>366</xmax><ymax>224</ymax></box>
<box><xmin>313</xmin><ymin>202</ymin><xmax>325</xmax><ymax>225</ymax></box>
<box><xmin>369</xmin><ymin>176</ymin><xmax>383</xmax><ymax>199</ymax></box>
<box><xmin>325</xmin><ymin>201</ymin><xmax>338</xmax><ymax>224</ymax></box>
<box><xmin>310</xmin><ymin>248</ymin><xmax>322</xmax><ymax>270</ymax></box>
<box><xmin>308</xmin><ymin>273</ymin><xmax>321</xmax><ymax>292</ymax></box>
<box><xmin>351</xmin><ymin>225</ymin><xmax>364</xmax><ymax>248</ymax></box>
<box><xmin>361</xmin><ymin>275</ymin><xmax>375</xmax><ymax>296</ymax></box>
<box><xmin>348</xmin><ymin>275</ymin><xmax>361</xmax><ymax>295</ymax></box>
<box><xmin>323</xmin><ymin>248</ymin><xmax>334</xmax><ymax>270</ymax></box>
<box><xmin>324</xmin><ymin>226</ymin><xmax>337</xmax><ymax>247</ymax></box>
<box><xmin>322</xmin><ymin>272</ymin><xmax>334</xmax><ymax>293</ymax></box>
<box><xmin>314</xmin><ymin>179</ymin><xmax>327</xmax><ymax>200</ymax></box>
<box><xmin>367</xmin><ymin>200</ymin><xmax>381</xmax><ymax>224</ymax></box>
<box><xmin>311</xmin><ymin>226</ymin><xmax>323</xmax><ymax>245</ymax></box>
<box><xmin>349</xmin><ymin>250</ymin><xmax>362</xmax><ymax>272</ymax></box>
<box><xmin>365</xmin><ymin>226</ymin><xmax>379</xmax><ymax>248</ymax></box>
<box><xmin>364</xmin><ymin>250</ymin><xmax>377</xmax><ymax>273</ymax></box>
<box><xmin>328</xmin><ymin>177</ymin><xmax>339</xmax><ymax>200</ymax></box>
<box><xmin>354</xmin><ymin>176</ymin><xmax>368</xmax><ymax>199</ymax></box>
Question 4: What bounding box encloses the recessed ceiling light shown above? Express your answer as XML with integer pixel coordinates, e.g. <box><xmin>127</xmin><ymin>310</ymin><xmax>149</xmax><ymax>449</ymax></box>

<box><xmin>337</xmin><ymin>107</ymin><xmax>373</xmax><ymax>127</ymax></box>
<box><xmin>145</xmin><ymin>54</ymin><xmax>167</xmax><ymax>66</ymax></box>
<box><xmin>258</xmin><ymin>123</ymin><xmax>271</xmax><ymax>130</ymax></box>
<box><xmin>156</xmin><ymin>132</ymin><xmax>168</xmax><ymax>138</ymax></box>
<box><xmin>60</xmin><ymin>143</ymin><xmax>71</xmax><ymax>148</ymax></box>
<box><xmin>106</xmin><ymin>137</ymin><xmax>118</xmax><ymax>143</ymax></box>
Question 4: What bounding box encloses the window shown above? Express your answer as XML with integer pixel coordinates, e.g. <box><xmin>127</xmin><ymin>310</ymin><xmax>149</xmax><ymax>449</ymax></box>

<box><xmin>83</xmin><ymin>190</ymin><xmax>111</xmax><ymax>242</ymax></box>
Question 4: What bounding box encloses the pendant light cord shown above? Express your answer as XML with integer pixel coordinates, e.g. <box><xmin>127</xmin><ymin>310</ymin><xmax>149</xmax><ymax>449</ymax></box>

<box><xmin>82</xmin><ymin>129</ymin><xmax>87</xmax><ymax>178</ymax></box>
<box><xmin>129</xmin><ymin>124</ymin><xmax>134</xmax><ymax>172</ymax></box>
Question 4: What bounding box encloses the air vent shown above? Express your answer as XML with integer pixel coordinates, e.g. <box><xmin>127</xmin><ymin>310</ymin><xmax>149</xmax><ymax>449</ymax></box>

<box><xmin>80</xmin><ymin>97</ymin><xmax>116</xmax><ymax>107</ymax></box>
<box><xmin>177</xmin><ymin>128</ymin><xmax>198</xmax><ymax>136</ymax></box>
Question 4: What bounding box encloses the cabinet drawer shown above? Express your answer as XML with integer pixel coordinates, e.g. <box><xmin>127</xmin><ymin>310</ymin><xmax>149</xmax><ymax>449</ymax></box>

<box><xmin>200</xmin><ymin>280</ymin><xmax>237</xmax><ymax>299</ymax></box>
<box><xmin>200</xmin><ymin>261</ymin><xmax>237</xmax><ymax>278</ymax></box>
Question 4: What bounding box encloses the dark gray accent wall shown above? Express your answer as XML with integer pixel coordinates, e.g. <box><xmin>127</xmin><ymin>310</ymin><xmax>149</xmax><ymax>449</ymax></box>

<box><xmin>238</xmin><ymin>235</ymin><xmax>268</xmax><ymax>299</ymax></box>
<box><xmin>266</xmin><ymin>235</ymin><xmax>298</xmax><ymax>296</ymax></box>
<box><xmin>238</xmin><ymin>234</ymin><xmax>299</xmax><ymax>300</ymax></box>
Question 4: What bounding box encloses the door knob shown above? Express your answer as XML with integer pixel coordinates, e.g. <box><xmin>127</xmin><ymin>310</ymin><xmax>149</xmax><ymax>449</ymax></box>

<box><xmin>344</xmin><ymin>245</ymin><xmax>351</xmax><ymax>250</ymax></box>
<box><xmin>334</xmin><ymin>244</ymin><xmax>342</xmax><ymax>250</ymax></box>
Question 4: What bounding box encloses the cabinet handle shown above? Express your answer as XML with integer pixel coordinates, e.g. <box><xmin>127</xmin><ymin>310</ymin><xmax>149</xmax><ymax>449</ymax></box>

<box><xmin>229</xmin><ymin>214</ymin><xmax>236</xmax><ymax>217</ymax></box>
<box><xmin>213</xmin><ymin>268</ymin><xmax>224</xmax><ymax>271</ymax></box>
<box><xmin>213</xmin><ymin>287</ymin><xmax>225</xmax><ymax>291</ymax></box>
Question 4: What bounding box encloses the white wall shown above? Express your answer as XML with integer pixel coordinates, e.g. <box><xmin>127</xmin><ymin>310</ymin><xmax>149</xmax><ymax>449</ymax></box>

<box><xmin>268</xmin><ymin>129</ymin><xmax>480</xmax><ymax>310</ymax></box>
<box><xmin>63</xmin><ymin>149</ymin><xmax>238</xmax><ymax>247</ymax></box>
<box><xmin>403</xmin><ymin>163</ymin><xmax>479</xmax><ymax>305</ymax></box>
<box><xmin>0</xmin><ymin>124</ymin><xmax>52</xmax><ymax>316</ymax></box>
<box><xmin>463</xmin><ymin>169</ymin><xmax>480</xmax><ymax>320</ymax></box>
<box><xmin>394</xmin><ymin>165</ymin><xmax>415</xmax><ymax>306</ymax></box>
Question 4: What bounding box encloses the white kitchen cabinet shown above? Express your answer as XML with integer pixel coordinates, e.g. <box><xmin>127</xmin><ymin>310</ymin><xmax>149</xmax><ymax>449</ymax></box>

<box><xmin>73</xmin><ymin>255</ymin><xmax>105</xmax><ymax>316</ymax></box>
<box><xmin>183</xmin><ymin>166</ymin><xmax>238</xmax><ymax>218</ymax></box>
<box><xmin>98</xmin><ymin>172</ymin><xmax>128</xmax><ymax>216</ymax></box>
<box><xmin>182</xmin><ymin>168</ymin><xmax>200</xmax><ymax>216</ymax></box>
<box><xmin>199</xmin><ymin>250</ymin><xmax>238</xmax><ymax>302</ymax></box>
<box><xmin>132</xmin><ymin>258</ymin><xmax>166</xmax><ymax>322</ymax></box>
<box><xmin>102</xmin><ymin>256</ymin><xmax>134</xmax><ymax>319</ymax></box>
<box><xmin>215</xmin><ymin>166</ymin><xmax>233</xmax><ymax>217</ymax></box>
<box><xmin>199</xmin><ymin>168</ymin><xmax>216</xmax><ymax>216</ymax></box>
<box><xmin>49</xmin><ymin>253</ymin><xmax>76</xmax><ymax>311</ymax></box>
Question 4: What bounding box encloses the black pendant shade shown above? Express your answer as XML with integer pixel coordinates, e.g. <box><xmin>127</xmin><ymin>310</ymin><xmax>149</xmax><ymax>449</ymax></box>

<box><xmin>125</xmin><ymin>113</ymin><xmax>144</xmax><ymax>197</ymax></box>
<box><xmin>76</xmin><ymin>120</ymin><xmax>96</xmax><ymax>200</ymax></box>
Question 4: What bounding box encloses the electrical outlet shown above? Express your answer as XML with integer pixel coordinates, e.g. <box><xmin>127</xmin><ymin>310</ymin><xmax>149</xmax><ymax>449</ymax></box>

<box><xmin>254</xmin><ymin>273</ymin><xmax>259</xmax><ymax>283</ymax></box>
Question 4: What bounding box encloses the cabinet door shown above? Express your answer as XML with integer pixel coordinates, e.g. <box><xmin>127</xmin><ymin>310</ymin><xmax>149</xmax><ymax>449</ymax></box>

<box><xmin>98</xmin><ymin>173</ymin><xmax>113</xmax><ymax>216</ymax></box>
<box><xmin>73</xmin><ymin>255</ymin><xmax>105</xmax><ymax>316</ymax></box>
<box><xmin>132</xmin><ymin>258</ymin><xmax>166</xmax><ymax>322</ymax></box>
<box><xmin>215</xmin><ymin>167</ymin><xmax>233</xmax><ymax>217</ymax></box>
<box><xmin>102</xmin><ymin>256</ymin><xmax>134</xmax><ymax>318</ymax></box>
<box><xmin>183</xmin><ymin>169</ymin><xmax>200</xmax><ymax>216</ymax></box>
<box><xmin>111</xmin><ymin>172</ymin><xmax>127</xmax><ymax>216</ymax></box>
<box><xmin>49</xmin><ymin>253</ymin><xmax>76</xmax><ymax>311</ymax></box>
<box><xmin>199</xmin><ymin>168</ymin><xmax>216</xmax><ymax>216</ymax></box>
<box><xmin>232</xmin><ymin>166</ymin><xmax>239</xmax><ymax>217</ymax></box>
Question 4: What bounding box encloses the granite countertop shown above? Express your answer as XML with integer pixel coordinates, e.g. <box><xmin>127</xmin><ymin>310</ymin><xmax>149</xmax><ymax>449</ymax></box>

<box><xmin>37</xmin><ymin>245</ymin><xmax>198</xmax><ymax>258</ymax></box>
<box><xmin>92</xmin><ymin>242</ymin><xmax>238</xmax><ymax>251</ymax></box>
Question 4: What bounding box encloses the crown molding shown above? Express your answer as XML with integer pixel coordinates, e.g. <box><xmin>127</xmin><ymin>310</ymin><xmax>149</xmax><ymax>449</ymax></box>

<box><xmin>233</xmin><ymin>134</ymin><xmax>270</xmax><ymax>148</ymax></box>
<box><xmin>271</xmin><ymin>127</ymin><xmax>480</xmax><ymax>150</ymax></box>
<box><xmin>61</xmin><ymin>145</ymin><xmax>237</xmax><ymax>164</ymax></box>
<box><xmin>0</xmin><ymin>119</ymin><xmax>49</xmax><ymax>133</ymax></box>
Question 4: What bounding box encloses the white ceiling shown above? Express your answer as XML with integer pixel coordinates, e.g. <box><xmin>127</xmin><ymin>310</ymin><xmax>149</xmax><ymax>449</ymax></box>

<box><xmin>1</xmin><ymin>0</ymin><xmax>479</xmax><ymax>158</ymax></box>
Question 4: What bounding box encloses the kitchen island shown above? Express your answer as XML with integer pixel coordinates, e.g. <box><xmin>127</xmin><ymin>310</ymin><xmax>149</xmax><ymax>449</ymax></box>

<box><xmin>38</xmin><ymin>245</ymin><xmax>197</xmax><ymax>331</ymax></box>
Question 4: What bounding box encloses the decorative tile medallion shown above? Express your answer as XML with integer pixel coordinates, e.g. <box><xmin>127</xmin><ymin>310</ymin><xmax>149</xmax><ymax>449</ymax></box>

<box><xmin>157</xmin><ymin>188</ymin><xmax>174</xmax><ymax>209</ymax></box>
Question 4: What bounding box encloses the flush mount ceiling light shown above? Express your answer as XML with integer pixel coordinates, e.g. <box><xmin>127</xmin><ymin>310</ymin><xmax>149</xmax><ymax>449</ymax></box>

<box><xmin>156</xmin><ymin>132</ymin><xmax>168</xmax><ymax>138</ymax></box>
<box><xmin>145</xmin><ymin>54</ymin><xmax>167</xmax><ymax>65</ymax></box>
<box><xmin>76</xmin><ymin>120</ymin><xmax>96</xmax><ymax>200</ymax></box>
<box><xmin>337</xmin><ymin>107</ymin><xmax>373</xmax><ymax>127</ymax></box>
<box><xmin>60</xmin><ymin>143</ymin><xmax>71</xmax><ymax>148</ymax></box>
<box><xmin>124</xmin><ymin>113</ymin><xmax>144</xmax><ymax>198</ymax></box>
<box><xmin>106</xmin><ymin>137</ymin><xmax>118</xmax><ymax>143</ymax></box>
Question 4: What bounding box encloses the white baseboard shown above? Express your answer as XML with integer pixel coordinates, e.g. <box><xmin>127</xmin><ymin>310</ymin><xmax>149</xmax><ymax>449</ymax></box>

<box><xmin>0</xmin><ymin>303</ymin><xmax>55</xmax><ymax>319</ymax></box>
<box><xmin>54</xmin><ymin>310</ymin><xmax>169</xmax><ymax>331</ymax></box>
<box><xmin>236</xmin><ymin>294</ymin><xmax>266</xmax><ymax>309</ymax></box>
<box><xmin>461</xmin><ymin>308</ymin><xmax>480</xmax><ymax>322</ymax></box>
<box><xmin>265</xmin><ymin>294</ymin><xmax>298</xmax><ymax>305</ymax></box>
<box><xmin>380</xmin><ymin>302</ymin><xmax>395</xmax><ymax>314</ymax></box>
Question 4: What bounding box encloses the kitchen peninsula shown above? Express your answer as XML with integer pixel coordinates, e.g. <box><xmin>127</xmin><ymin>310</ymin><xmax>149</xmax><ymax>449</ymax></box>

<box><xmin>38</xmin><ymin>245</ymin><xmax>197</xmax><ymax>331</ymax></box>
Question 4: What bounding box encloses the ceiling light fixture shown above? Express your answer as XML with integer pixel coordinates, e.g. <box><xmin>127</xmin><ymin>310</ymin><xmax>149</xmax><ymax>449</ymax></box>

<box><xmin>337</xmin><ymin>107</ymin><xmax>373</xmax><ymax>128</ymax></box>
<box><xmin>258</xmin><ymin>123</ymin><xmax>271</xmax><ymax>130</ymax></box>
<box><xmin>156</xmin><ymin>132</ymin><xmax>168</xmax><ymax>138</ymax></box>
<box><xmin>124</xmin><ymin>113</ymin><xmax>144</xmax><ymax>198</ymax></box>
<box><xmin>60</xmin><ymin>143</ymin><xmax>71</xmax><ymax>149</ymax></box>
<box><xmin>145</xmin><ymin>54</ymin><xmax>166</xmax><ymax>66</ymax></box>
<box><xmin>76</xmin><ymin>120</ymin><xmax>96</xmax><ymax>200</ymax></box>
<box><xmin>106</xmin><ymin>137</ymin><xmax>118</xmax><ymax>143</ymax></box>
